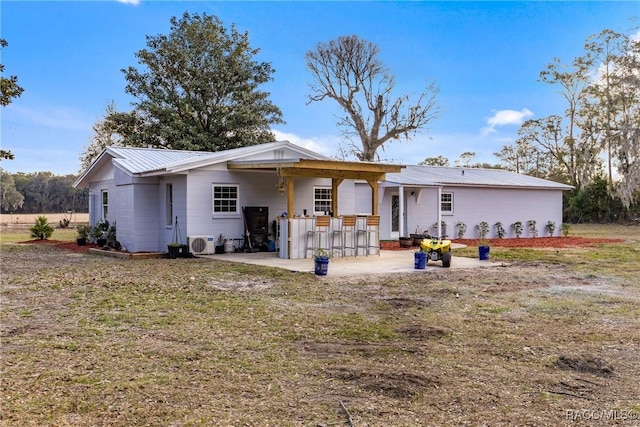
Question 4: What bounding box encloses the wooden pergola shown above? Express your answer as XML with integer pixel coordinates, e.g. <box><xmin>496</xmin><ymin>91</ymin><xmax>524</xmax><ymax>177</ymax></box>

<box><xmin>227</xmin><ymin>158</ymin><xmax>404</xmax><ymax>217</ymax></box>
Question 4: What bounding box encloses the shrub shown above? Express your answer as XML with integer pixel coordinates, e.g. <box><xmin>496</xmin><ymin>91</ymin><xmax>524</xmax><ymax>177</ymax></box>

<box><xmin>494</xmin><ymin>221</ymin><xmax>506</xmax><ymax>239</ymax></box>
<box><xmin>512</xmin><ymin>221</ymin><xmax>523</xmax><ymax>238</ymax></box>
<box><xmin>561</xmin><ymin>223</ymin><xmax>570</xmax><ymax>237</ymax></box>
<box><xmin>477</xmin><ymin>221</ymin><xmax>490</xmax><ymax>240</ymax></box>
<box><xmin>455</xmin><ymin>221</ymin><xmax>467</xmax><ymax>239</ymax></box>
<box><xmin>29</xmin><ymin>216</ymin><xmax>54</xmax><ymax>240</ymax></box>
<box><xmin>76</xmin><ymin>224</ymin><xmax>90</xmax><ymax>239</ymax></box>
<box><xmin>527</xmin><ymin>220</ymin><xmax>538</xmax><ymax>237</ymax></box>
<box><xmin>545</xmin><ymin>220</ymin><xmax>556</xmax><ymax>237</ymax></box>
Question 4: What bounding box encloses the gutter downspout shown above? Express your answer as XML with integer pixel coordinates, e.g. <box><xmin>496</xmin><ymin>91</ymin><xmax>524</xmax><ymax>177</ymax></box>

<box><xmin>398</xmin><ymin>185</ymin><xmax>405</xmax><ymax>237</ymax></box>
<box><xmin>437</xmin><ymin>186</ymin><xmax>442</xmax><ymax>238</ymax></box>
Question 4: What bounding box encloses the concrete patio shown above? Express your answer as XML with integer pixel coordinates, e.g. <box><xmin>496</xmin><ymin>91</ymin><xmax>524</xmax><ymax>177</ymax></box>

<box><xmin>201</xmin><ymin>247</ymin><xmax>501</xmax><ymax>277</ymax></box>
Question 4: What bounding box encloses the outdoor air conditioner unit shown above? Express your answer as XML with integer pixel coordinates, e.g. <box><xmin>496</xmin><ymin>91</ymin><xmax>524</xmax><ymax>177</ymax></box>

<box><xmin>188</xmin><ymin>235</ymin><xmax>216</xmax><ymax>255</ymax></box>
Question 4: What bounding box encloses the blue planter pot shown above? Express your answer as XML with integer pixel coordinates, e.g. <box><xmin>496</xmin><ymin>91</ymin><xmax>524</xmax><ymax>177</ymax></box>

<box><xmin>478</xmin><ymin>245</ymin><xmax>490</xmax><ymax>260</ymax></box>
<box><xmin>414</xmin><ymin>252</ymin><xmax>427</xmax><ymax>269</ymax></box>
<box><xmin>314</xmin><ymin>256</ymin><xmax>329</xmax><ymax>276</ymax></box>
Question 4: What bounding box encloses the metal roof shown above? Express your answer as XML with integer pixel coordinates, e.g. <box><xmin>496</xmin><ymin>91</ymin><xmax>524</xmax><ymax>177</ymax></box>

<box><xmin>385</xmin><ymin>165</ymin><xmax>573</xmax><ymax>190</ymax></box>
<box><xmin>108</xmin><ymin>147</ymin><xmax>211</xmax><ymax>174</ymax></box>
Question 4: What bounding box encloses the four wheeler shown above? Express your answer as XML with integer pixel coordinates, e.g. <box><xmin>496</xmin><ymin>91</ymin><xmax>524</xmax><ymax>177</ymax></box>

<box><xmin>419</xmin><ymin>237</ymin><xmax>452</xmax><ymax>268</ymax></box>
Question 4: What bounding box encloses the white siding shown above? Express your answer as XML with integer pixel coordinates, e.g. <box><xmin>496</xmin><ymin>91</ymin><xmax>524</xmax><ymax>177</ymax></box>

<box><xmin>385</xmin><ymin>186</ymin><xmax>565</xmax><ymax>240</ymax></box>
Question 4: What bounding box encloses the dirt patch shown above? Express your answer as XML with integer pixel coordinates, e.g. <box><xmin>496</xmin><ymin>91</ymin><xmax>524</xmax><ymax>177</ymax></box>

<box><xmin>554</xmin><ymin>355</ymin><xmax>615</xmax><ymax>377</ymax></box>
<box><xmin>397</xmin><ymin>324</ymin><xmax>449</xmax><ymax>340</ymax></box>
<box><xmin>324</xmin><ymin>366</ymin><xmax>439</xmax><ymax>398</ymax></box>
<box><xmin>208</xmin><ymin>279</ymin><xmax>275</xmax><ymax>291</ymax></box>
<box><xmin>299</xmin><ymin>341</ymin><xmax>389</xmax><ymax>358</ymax></box>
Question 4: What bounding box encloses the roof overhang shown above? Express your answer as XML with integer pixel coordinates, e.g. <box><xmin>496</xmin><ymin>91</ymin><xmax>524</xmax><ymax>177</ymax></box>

<box><xmin>227</xmin><ymin>158</ymin><xmax>404</xmax><ymax>181</ymax></box>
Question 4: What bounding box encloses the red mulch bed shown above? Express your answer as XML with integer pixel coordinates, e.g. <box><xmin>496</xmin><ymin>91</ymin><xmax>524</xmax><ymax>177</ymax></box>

<box><xmin>381</xmin><ymin>236</ymin><xmax>624</xmax><ymax>251</ymax></box>
<box><xmin>19</xmin><ymin>239</ymin><xmax>97</xmax><ymax>254</ymax></box>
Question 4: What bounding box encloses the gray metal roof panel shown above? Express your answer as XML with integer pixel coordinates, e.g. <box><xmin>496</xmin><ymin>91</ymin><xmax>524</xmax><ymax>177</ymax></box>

<box><xmin>385</xmin><ymin>165</ymin><xmax>573</xmax><ymax>189</ymax></box>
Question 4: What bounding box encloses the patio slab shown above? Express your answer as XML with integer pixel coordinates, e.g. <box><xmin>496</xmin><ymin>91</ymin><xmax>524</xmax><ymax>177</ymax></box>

<box><xmin>201</xmin><ymin>248</ymin><xmax>502</xmax><ymax>277</ymax></box>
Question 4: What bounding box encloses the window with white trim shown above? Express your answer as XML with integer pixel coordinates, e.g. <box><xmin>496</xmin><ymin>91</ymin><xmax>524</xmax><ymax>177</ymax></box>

<box><xmin>166</xmin><ymin>184</ymin><xmax>173</xmax><ymax>226</ymax></box>
<box><xmin>212</xmin><ymin>185</ymin><xmax>238</xmax><ymax>214</ymax></box>
<box><xmin>101</xmin><ymin>190</ymin><xmax>108</xmax><ymax>220</ymax></box>
<box><xmin>314</xmin><ymin>187</ymin><xmax>332</xmax><ymax>214</ymax></box>
<box><xmin>441</xmin><ymin>192</ymin><xmax>453</xmax><ymax>214</ymax></box>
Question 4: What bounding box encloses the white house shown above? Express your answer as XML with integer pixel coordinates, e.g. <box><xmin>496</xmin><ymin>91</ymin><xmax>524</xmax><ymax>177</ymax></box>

<box><xmin>74</xmin><ymin>141</ymin><xmax>572</xmax><ymax>257</ymax></box>
<box><xmin>73</xmin><ymin>141</ymin><xmax>401</xmax><ymax>257</ymax></box>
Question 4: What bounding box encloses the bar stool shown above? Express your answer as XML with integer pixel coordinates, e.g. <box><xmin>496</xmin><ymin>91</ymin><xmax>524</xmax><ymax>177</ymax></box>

<box><xmin>306</xmin><ymin>215</ymin><xmax>331</xmax><ymax>258</ymax></box>
<box><xmin>356</xmin><ymin>215</ymin><xmax>380</xmax><ymax>256</ymax></box>
<box><xmin>331</xmin><ymin>215</ymin><xmax>357</xmax><ymax>257</ymax></box>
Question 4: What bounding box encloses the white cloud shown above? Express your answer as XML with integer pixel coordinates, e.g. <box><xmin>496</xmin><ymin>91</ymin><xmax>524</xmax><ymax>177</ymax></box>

<box><xmin>116</xmin><ymin>0</ymin><xmax>140</xmax><ymax>5</ymax></box>
<box><xmin>481</xmin><ymin>108</ymin><xmax>533</xmax><ymax>137</ymax></box>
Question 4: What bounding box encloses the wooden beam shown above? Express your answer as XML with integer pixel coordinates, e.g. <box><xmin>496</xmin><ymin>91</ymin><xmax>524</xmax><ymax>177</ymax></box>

<box><xmin>279</xmin><ymin>168</ymin><xmax>386</xmax><ymax>181</ymax></box>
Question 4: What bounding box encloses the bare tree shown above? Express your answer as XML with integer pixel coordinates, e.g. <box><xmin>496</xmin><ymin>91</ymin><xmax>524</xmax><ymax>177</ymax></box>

<box><xmin>306</xmin><ymin>35</ymin><xmax>439</xmax><ymax>162</ymax></box>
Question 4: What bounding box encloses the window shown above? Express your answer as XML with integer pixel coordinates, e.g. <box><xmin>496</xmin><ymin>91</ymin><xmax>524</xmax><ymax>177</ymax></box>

<box><xmin>441</xmin><ymin>192</ymin><xmax>453</xmax><ymax>214</ymax></box>
<box><xmin>314</xmin><ymin>187</ymin><xmax>332</xmax><ymax>214</ymax></box>
<box><xmin>213</xmin><ymin>185</ymin><xmax>238</xmax><ymax>214</ymax></box>
<box><xmin>166</xmin><ymin>184</ymin><xmax>173</xmax><ymax>226</ymax></box>
<box><xmin>101</xmin><ymin>190</ymin><xmax>108</xmax><ymax>220</ymax></box>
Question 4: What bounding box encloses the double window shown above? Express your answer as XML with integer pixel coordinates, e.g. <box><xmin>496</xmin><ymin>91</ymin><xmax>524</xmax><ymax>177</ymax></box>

<box><xmin>213</xmin><ymin>185</ymin><xmax>238</xmax><ymax>214</ymax></box>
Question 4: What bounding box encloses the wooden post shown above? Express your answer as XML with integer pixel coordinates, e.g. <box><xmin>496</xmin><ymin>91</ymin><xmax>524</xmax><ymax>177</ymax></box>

<box><xmin>286</xmin><ymin>176</ymin><xmax>294</xmax><ymax>219</ymax></box>
<box><xmin>331</xmin><ymin>178</ymin><xmax>343</xmax><ymax>216</ymax></box>
<box><xmin>367</xmin><ymin>180</ymin><xmax>379</xmax><ymax>215</ymax></box>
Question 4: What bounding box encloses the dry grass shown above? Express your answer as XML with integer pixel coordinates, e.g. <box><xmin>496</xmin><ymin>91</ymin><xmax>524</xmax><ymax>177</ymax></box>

<box><xmin>1</xmin><ymin>225</ymin><xmax>639</xmax><ymax>426</ymax></box>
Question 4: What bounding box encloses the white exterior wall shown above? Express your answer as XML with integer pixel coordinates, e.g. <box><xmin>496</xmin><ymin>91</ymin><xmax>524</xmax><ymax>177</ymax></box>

<box><xmin>445</xmin><ymin>187</ymin><xmax>563</xmax><ymax>238</ymax></box>
<box><xmin>393</xmin><ymin>186</ymin><xmax>565</xmax><ymax>240</ymax></box>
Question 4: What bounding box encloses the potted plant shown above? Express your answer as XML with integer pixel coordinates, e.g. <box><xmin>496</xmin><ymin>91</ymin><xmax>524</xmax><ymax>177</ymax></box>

<box><xmin>313</xmin><ymin>248</ymin><xmax>330</xmax><ymax>276</ymax></box>
<box><xmin>414</xmin><ymin>247</ymin><xmax>427</xmax><ymax>269</ymax></box>
<box><xmin>76</xmin><ymin>224</ymin><xmax>89</xmax><ymax>246</ymax></box>
<box><xmin>90</xmin><ymin>222</ymin><xmax>107</xmax><ymax>247</ymax></box>
<box><xmin>167</xmin><ymin>241</ymin><xmax>182</xmax><ymax>258</ymax></box>
<box><xmin>477</xmin><ymin>221</ymin><xmax>490</xmax><ymax>260</ymax></box>
<box><xmin>399</xmin><ymin>236</ymin><xmax>413</xmax><ymax>247</ymax></box>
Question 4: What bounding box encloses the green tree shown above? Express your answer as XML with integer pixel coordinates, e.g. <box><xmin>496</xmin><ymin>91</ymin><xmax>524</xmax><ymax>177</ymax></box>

<box><xmin>418</xmin><ymin>156</ymin><xmax>449</xmax><ymax>167</ymax></box>
<box><xmin>29</xmin><ymin>216</ymin><xmax>54</xmax><ymax>240</ymax></box>
<box><xmin>0</xmin><ymin>169</ymin><xmax>24</xmax><ymax>212</ymax></box>
<box><xmin>110</xmin><ymin>12</ymin><xmax>283</xmax><ymax>152</ymax></box>
<box><xmin>1</xmin><ymin>39</ymin><xmax>25</xmax><ymax>160</ymax></box>
<box><xmin>306</xmin><ymin>35</ymin><xmax>439</xmax><ymax>162</ymax></box>
<box><xmin>456</xmin><ymin>151</ymin><xmax>476</xmax><ymax>167</ymax></box>
<box><xmin>580</xmin><ymin>29</ymin><xmax>640</xmax><ymax>209</ymax></box>
<box><xmin>80</xmin><ymin>101</ymin><xmax>124</xmax><ymax>171</ymax></box>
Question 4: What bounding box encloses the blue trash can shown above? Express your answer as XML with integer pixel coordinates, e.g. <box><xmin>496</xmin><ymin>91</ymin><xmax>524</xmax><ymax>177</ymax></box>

<box><xmin>414</xmin><ymin>252</ymin><xmax>427</xmax><ymax>269</ymax></box>
<box><xmin>478</xmin><ymin>245</ymin><xmax>490</xmax><ymax>260</ymax></box>
<box><xmin>314</xmin><ymin>256</ymin><xmax>329</xmax><ymax>275</ymax></box>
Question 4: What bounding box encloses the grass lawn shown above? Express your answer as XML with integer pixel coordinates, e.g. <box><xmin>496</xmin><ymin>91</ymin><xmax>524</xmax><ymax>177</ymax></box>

<box><xmin>1</xmin><ymin>224</ymin><xmax>639</xmax><ymax>426</ymax></box>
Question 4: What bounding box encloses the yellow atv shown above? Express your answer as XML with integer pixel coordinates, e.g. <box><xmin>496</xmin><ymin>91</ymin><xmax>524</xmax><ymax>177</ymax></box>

<box><xmin>420</xmin><ymin>238</ymin><xmax>452</xmax><ymax>268</ymax></box>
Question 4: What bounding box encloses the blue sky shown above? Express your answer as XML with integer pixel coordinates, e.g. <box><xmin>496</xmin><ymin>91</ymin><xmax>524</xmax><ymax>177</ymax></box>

<box><xmin>1</xmin><ymin>1</ymin><xmax>638</xmax><ymax>175</ymax></box>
